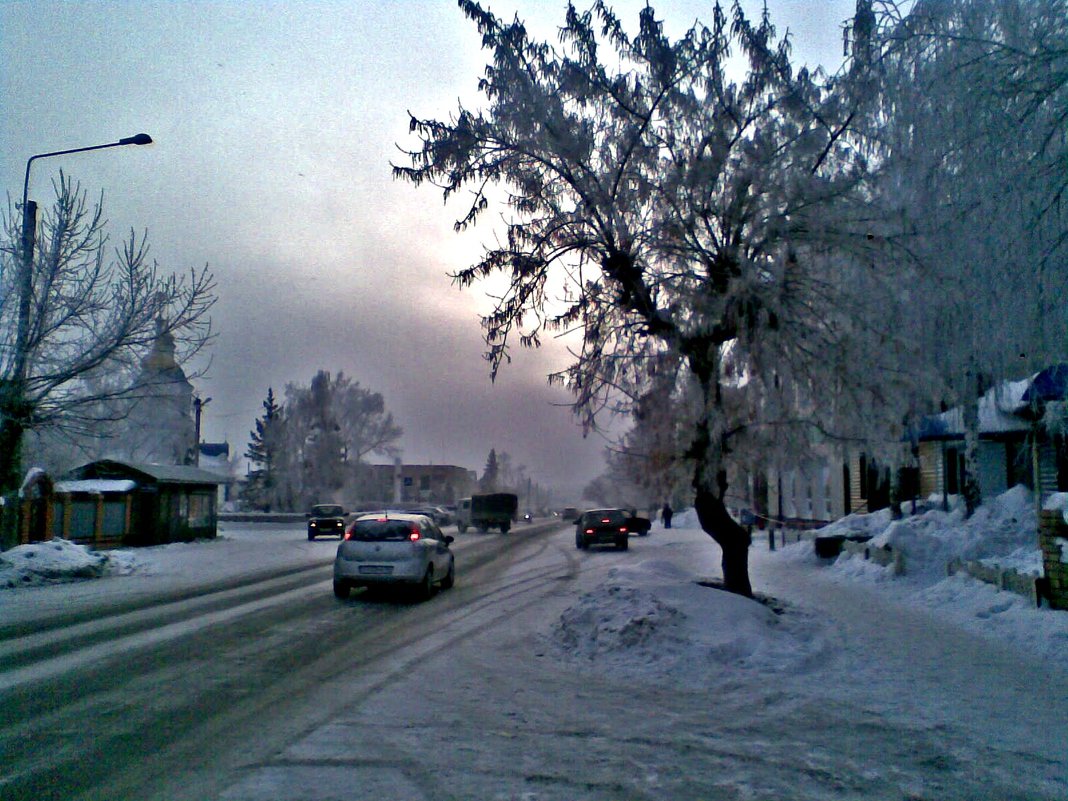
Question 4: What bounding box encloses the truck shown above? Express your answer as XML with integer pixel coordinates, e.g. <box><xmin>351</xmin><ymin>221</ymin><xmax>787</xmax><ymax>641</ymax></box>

<box><xmin>455</xmin><ymin>493</ymin><xmax>519</xmax><ymax>534</ymax></box>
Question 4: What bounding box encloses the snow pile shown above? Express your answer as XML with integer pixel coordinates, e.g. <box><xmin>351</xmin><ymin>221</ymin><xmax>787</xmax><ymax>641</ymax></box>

<box><xmin>0</xmin><ymin>539</ymin><xmax>137</xmax><ymax>588</ymax></box>
<box><xmin>816</xmin><ymin>506</ymin><xmax>895</xmax><ymax>541</ymax></box>
<box><xmin>668</xmin><ymin>507</ymin><xmax>698</xmax><ymax>528</ymax></box>
<box><xmin>829</xmin><ymin>485</ymin><xmax>1039</xmax><ymax>580</ymax></box>
<box><xmin>548</xmin><ymin>556</ymin><xmax>832</xmax><ymax>686</ymax></box>
<box><xmin>1044</xmin><ymin>491</ymin><xmax>1068</xmax><ymax>523</ymax></box>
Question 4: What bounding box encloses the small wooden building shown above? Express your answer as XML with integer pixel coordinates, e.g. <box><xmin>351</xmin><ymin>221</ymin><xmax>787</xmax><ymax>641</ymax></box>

<box><xmin>61</xmin><ymin>459</ymin><xmax>225</xmax><ymax>546</ymax></box>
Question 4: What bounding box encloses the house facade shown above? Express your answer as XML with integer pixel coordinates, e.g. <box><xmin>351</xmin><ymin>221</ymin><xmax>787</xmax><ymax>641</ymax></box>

<box><xmin>360</xmin><ymin>463</ymin><xmax>477</xmax><ymax>506</ymax></box>
<box><xmin>62</xmin><ymin>459</ymin><xmax>225</xmax><ymax>546</ymax></box>
<box><xmin>761</xmin><ymin>365</ymin><xmax>1068</xmax><ymax>526</ymax></box>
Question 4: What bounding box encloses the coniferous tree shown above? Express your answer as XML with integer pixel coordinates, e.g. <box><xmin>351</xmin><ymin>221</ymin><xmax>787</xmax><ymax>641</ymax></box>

<box><xmin>480</xmin><ymin>448</ymin><xmax>499</xmax><ymax>492</ymax></box>
<box><xmin>244</xmin><ymin>388</ymin><xmax>284</xmax><ymax>510</ymax></box>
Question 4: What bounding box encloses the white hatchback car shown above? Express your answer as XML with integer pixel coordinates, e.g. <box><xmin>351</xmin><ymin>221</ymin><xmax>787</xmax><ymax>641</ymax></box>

<box><xmin>333</xmin><ymin>513</ymin><xmax>455</xmax><ymax>600</ymax></box>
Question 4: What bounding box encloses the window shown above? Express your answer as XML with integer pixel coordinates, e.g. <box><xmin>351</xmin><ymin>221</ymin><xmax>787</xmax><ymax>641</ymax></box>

<box><xmin>350</xmin><ymin>519</ymin><xmax>418</xmax><ymax>541</ymax></box>
<box><xmin>187</xmin><ymin>492</ymin><xmax>214</xmax><ymax>527</ymax></box>
<box><xmin>102</xmin><ymin>500</ymin><xmax>126</xmax><ymax>536</ymax></box>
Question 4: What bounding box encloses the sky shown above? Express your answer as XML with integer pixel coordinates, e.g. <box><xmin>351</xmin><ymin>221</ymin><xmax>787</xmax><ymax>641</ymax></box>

<box><xmin>0</xmin><ymin>0</ymin><xmax>856</xmax><ymax>493</ymax></box>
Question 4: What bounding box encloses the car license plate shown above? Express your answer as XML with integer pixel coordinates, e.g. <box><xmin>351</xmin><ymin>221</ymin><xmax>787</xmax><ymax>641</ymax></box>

<box><xmin>359</xmin><ymin>565</ymin><xmax>393</xmax><ymax>575</ymax></box>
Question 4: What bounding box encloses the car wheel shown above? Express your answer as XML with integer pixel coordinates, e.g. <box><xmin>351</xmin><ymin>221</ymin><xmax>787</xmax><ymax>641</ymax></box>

<box><xmin>417</xmin><ymin>568</ymin><xmax>435</xmax><ymax>601</ymax></box>
<box><xmin>617</xmin><ymin>539</ymin><xmax>629</xmax><ymax>551</ymax></box>
<box><xmin>500</xmin><ymin>523</ymin><xmax>510</xmax><ymax>534</ymax></box>
<box><xmin>333</xmin><ymin>580</ymin><xmax>349</xmax><ymax>599</ymax></box>
<box><xmin>440</xmin><ymin>559</ymin><xmax>455</xmax><ymax>590</ymax></box>
<box><xmin>308</xmin><ymin>532</ymin><xmax>316</xmax><ymax>541</ymax></box>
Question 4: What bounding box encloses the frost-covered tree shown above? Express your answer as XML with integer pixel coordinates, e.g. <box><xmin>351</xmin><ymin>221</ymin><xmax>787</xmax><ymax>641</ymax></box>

<box><xmin>276</xmin><ymin>371</ymin><xmax>402</xmax><ymax>509</ymax></box>
<box><xmin>0</xmin><ymin>174</ymin><xmax>215</xmax><ymax>495</ymax></box>
<box><xmin>870</xmin><ymin>0</ymin><xmax>1068</xmax><ymax>514</ymax></box>
<box><xmin>395</xmin><ymin>1</ymin><xmax>911</xmax><ymax>595</ymax></box>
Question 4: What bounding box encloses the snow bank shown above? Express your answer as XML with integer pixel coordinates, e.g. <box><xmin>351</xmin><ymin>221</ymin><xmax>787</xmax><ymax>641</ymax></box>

<box><xmin>547</xmin><ymin>555</ymin><xmax>833</xmax><ymax>686</ymax></box>
<box><xmin>0</xmin><ymin>539</ymin><xmax>137</xmax><ymax>588</ymax></box>
<box><xmin>1043</xmin><ymin>491</ymin><xmax>1068</xmax><ymax>524</ymax></box>
<box><xmin>828</xmin><ymin>485</ymin><xmax>1040</xmax><ymax>580</ymax></box>
<box><xmin>669</xmin><ymin>507</ymin><xmax>698</xmax><ymax>528</ymax></box>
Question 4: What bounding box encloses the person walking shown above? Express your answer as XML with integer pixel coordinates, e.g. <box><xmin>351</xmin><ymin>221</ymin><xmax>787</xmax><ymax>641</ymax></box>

<box><xmin>661</xmin><ymin>503</ymin><xmax>673</xmax><ymax>529</ymax></box>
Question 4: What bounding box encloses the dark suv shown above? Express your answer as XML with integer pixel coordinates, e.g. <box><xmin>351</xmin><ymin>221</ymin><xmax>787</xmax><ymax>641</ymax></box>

<box><xmin>575</xmin><ymin>508</ymin><xmax>630</xmax><ymax>551</ymax></box>
<box><xmin>307</xmin><ymin>504</ymin><xmax>346</xmax><ymax>540</ymax></box>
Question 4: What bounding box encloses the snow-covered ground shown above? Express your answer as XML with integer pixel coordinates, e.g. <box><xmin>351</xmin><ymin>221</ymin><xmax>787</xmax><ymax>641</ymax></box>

<box><xmin>0</xmin><ymin>522</ymin><xmax>332</xmax><ymax>625</ymax></box>
<box><xmin>3</xmin><ymin>488</ymin><xmax>1066</xmax><ymax>661</ymax></box>
<box><xmin>4</xmin><ymin>493</ymin><xmax>1068</xmax><ymax>799</ymax></box>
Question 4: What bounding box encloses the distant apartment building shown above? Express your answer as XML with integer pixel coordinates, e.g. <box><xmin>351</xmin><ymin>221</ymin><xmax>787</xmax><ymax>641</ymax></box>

<box><xmin>362</xmin><ymin>463</ymin><xmax>477</xmax><ymax>505</ymax></box>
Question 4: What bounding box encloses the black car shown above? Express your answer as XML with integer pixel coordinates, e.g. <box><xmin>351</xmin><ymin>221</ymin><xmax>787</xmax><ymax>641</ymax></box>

<box><xmin>307</xmin><ymin>504</ymin><xmax>346</xmax><ymax>540</ymax></box>
<box><xmin>575</xmin><ymin>508</ymin><xmax>630</xmax><ymax>551</ymax></box>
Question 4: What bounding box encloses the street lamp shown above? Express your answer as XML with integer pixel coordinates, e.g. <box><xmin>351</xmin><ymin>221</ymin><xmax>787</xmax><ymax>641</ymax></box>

<box><xmin>20</xmin><ymin>134</ymin><xmax>154</xmax><ymax>275</ymax></box>
<box><xmin>3</xmin><ymin>134</ymin><xmax>154</xmax><ymax>492</ymax></box>
<box><xmin>15</xmin><ymin>133</ymin><xmax>154</xmax><ymax>383</ymax></box>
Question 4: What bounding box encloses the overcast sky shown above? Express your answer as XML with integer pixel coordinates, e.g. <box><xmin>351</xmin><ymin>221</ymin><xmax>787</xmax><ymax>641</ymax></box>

<box><xmin>1</xmin><ymin>0</ymin><xmax>855</xmax><ymax>495</ymax></box>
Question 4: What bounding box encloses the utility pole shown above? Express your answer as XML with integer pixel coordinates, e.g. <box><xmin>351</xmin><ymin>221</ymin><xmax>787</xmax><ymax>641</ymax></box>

<box><xmin>193</xmin><ymin>396</ymin><xmax>212</xmax><ymax>466</ymax></box>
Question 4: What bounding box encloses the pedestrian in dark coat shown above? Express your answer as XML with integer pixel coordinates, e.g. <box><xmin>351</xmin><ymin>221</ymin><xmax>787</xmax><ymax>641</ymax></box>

<box><xmin>661</xmin><ymin>503</ymin><xmax>673</xmax><ymax>529</ymax></box>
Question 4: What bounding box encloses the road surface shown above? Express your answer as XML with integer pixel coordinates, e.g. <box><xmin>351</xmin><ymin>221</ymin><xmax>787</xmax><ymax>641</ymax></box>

<box><xmin>2</xmin><ymin>521</ymin><xmax>1065</xmax><ymax>800</ymax></box>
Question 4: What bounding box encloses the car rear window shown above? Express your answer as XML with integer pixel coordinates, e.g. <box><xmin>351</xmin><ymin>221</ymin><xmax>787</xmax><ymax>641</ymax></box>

<box><xmin>312</xmin><ymin>505</ymin><xmax>344</xmax><ymax>516</ymax></box>
<box><xmin>584</xmin><ymin>510</ymin><xmax>627</xmax><ymax>525</ymax></box>
<box><xmin>349</xmin><ymin>519</ymin><xmax>418</xmax><ymax>541</ymax></box>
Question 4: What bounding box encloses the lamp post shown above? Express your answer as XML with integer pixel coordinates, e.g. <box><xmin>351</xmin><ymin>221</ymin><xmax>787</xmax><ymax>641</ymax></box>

<box><xmin>16</xmin><ymin>134</ymin><xmax>154</xmax><ymax>383</ymax></box>
<box><xmin>3</xmin><ymin>134</ymin><xmax>153</xmax><ymax>493</ymax></box>
<box><xmin>15</xmin><ymin>134</ymin><xmax>154</xmax><ymax>383</ymax></box>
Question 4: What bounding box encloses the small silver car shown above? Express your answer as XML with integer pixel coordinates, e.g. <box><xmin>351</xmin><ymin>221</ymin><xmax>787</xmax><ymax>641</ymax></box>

<box><xmin>333</xmin><ymin>513</ymin><xmax>455</xmax><ymax>600</ymax></box>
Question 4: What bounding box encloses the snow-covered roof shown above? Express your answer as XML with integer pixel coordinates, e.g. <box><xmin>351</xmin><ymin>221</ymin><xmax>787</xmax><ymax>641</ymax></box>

<box><xmin>54</xmin><ymin>479</ymin><xmax>138</xmax><ymax>494</ymax></box>
<box><xmin>914</xmin><ymin>370</ymin><xmax>1063</xmax><ymax>440</ymax></box>
<box><xmin>66</xmin><ymin>459</ymin><xmax>226</xmax><ymax>485</ymax></box>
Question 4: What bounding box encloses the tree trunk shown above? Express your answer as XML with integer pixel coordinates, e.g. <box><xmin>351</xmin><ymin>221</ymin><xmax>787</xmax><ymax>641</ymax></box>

<box><xmin>0</xmin><ymin>411</ymin><xmax>26</xmax><ymax>497</ymax></box>
<box><xmin>694</xmin><ymin>486</ymin><xmax>753</xmax><ymax>597</ymax></box>
<box><xmin>961</xmin><ymin>371</ymin><xmax>983</xmax><ymax>517</ymax></box>
<box><xmin>889</xmin><ymin>464</ymin><xmax>902</xmax><ymax>520</ymax></box>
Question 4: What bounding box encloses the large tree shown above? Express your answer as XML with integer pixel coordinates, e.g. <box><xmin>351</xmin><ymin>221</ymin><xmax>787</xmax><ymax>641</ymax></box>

<box><xmin>395</xmin><ymin>1</ymin><xmax>909</xmax><ymax>595</ymax></box>
<box><xmin>276</xmin><ymin>370</ymin><xmax>402</xmax><ymax>509</ymax></box>
<box><xmin>870</xmin><ymin>0</ymin><xmax>1068</xmax><ymax>514</ymax></box>
<box><xmin>0</xmin><ymin>175</ymin><xmax>216</xmax><ymax>494</ymax></box>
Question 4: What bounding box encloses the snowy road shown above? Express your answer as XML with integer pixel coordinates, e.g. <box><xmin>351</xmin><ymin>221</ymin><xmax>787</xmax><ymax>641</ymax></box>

<box><xmin>0</xmin><ymin>522</ymin><xmax>573</xmax><ymax>800</ymax></box>
<box><xmin>213</xmin><ymin>528</ymin><xmax>1068</xmax><ymax>801</ymax></box>
<box><xmin>2</xmin><ymin>519</ymin><xmax>1066</xmax><ymax>800</ymax></box>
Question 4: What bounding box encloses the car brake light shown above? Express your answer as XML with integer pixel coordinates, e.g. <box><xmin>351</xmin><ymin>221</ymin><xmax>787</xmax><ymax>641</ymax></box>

<box><xmin>409</xmin><ymin>527</ymin><xmax>421</xmax><ymax>541</ymax></box>
<box><xmin>344</xmin><ymin>530</ymin><xmax>353</xmax><ymax>540</ymax></box>
<box><xmin>585</xmin><ymin>528</ymin><xmax>594</xmax><ymax>534</ymax></box>
<box><xmin>600</xmin><ymin>518</ymin><xmax>611</xmax><ymax>523</ymax></box>
<box><xmin>619</xmin><ymin>526</ymin><xmax>627</xmax><ymax>533</ymax></box>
